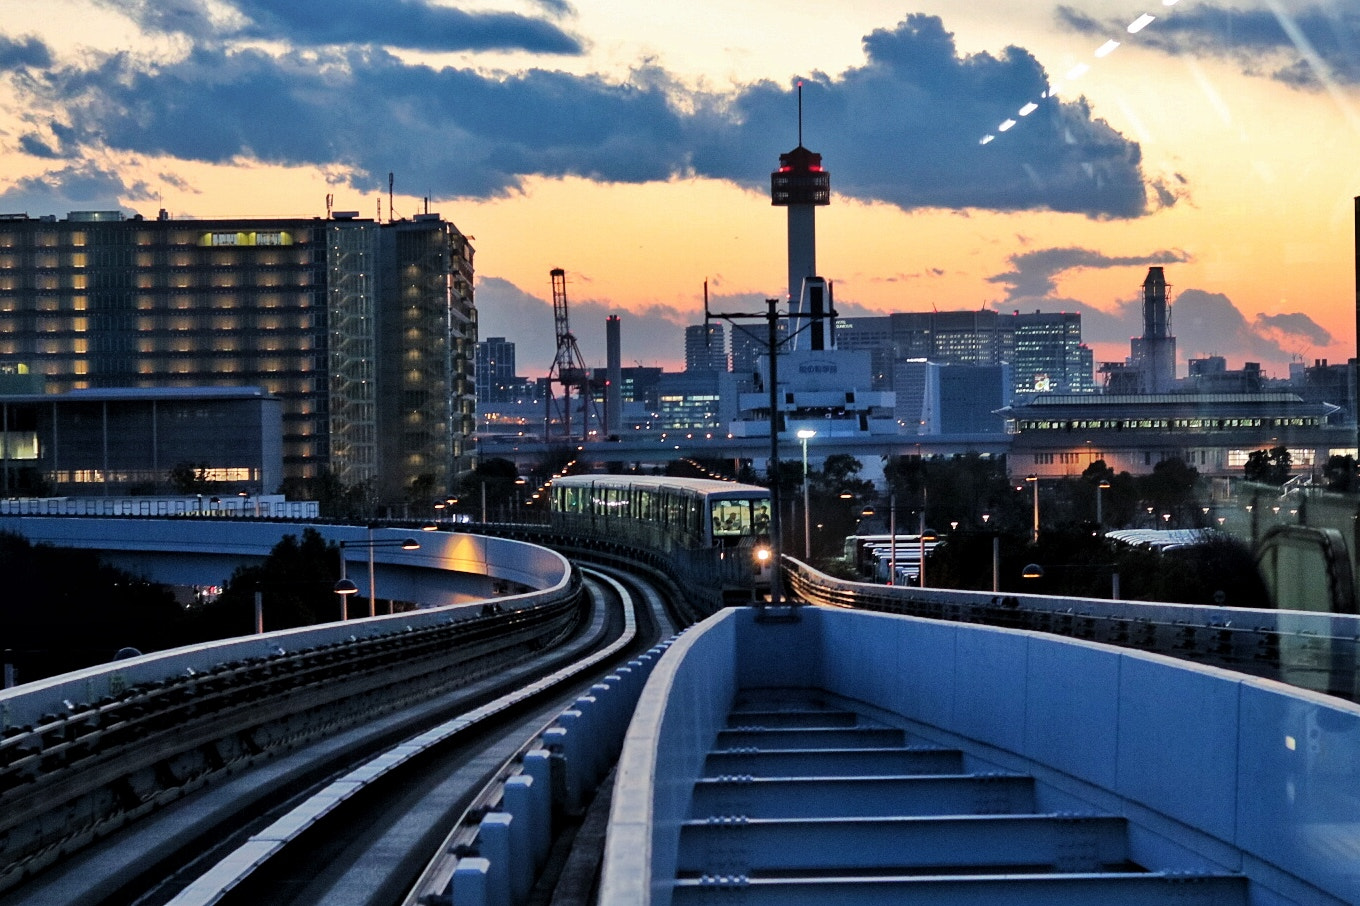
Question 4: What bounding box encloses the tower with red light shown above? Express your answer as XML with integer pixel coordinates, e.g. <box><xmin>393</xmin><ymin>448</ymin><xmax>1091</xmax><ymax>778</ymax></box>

<box><xmin>771</xmin><ymin>84</ymin><xmax>831</xmax><ymax>349</ymax></box>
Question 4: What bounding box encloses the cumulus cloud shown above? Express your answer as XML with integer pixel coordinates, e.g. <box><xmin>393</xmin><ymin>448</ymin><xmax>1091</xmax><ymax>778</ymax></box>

<box><xmin>3</xmin><ymin>13</ymin><xmax>1166</xmax><ymax>219</ymax></box>
<box><xmin>982</xmin><ymin>247</ymin><xmax>1328</xmax><ymax>369</ymax></box>
<box><xmin>1255</xmin><ymin>311</ymin><xmax>1331</xmax><ymax>346</ymax></box>
<box><xmin>99</xmin><ymin>0</ymin><xmax>584</xmax><ymax>54</ymax></box>
<box><xmin>1058</xmin><ymin>3</ymin><xmax>1360</xmax><ymax>88</ymax></box>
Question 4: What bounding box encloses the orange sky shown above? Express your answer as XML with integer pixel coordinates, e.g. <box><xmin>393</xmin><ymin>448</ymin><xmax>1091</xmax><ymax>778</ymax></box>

<box><xmin>0</xmin><ymin>1</ymin><xmax>1356</xmax><ymax>376</ymax></box>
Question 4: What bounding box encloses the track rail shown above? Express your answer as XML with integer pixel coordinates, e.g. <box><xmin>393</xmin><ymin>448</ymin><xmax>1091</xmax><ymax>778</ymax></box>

<box><xmin>158</xmin><ymin>567</ymin><xmax>671</xmax><ymax>906</ymax></box>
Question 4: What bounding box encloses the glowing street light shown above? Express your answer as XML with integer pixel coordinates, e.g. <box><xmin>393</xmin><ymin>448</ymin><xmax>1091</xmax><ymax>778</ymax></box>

<box><xmin>334</xmin><ymin>528</ymin><xmax>421</xmax><ymax>618</ymax></box>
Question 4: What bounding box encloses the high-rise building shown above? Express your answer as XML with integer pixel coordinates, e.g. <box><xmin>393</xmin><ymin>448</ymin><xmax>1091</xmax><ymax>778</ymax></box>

<box><xmin>476</xmin><ymin>337</ymin><xmax>518</xmax><ymax>403</ymax></box>
<box><xmin>838</xmin><ymin>310</ymin><xmax>1093</xmax><ymax>400</ymax></box>
<box><xmin>0</xmin><ymin>209</ymin><xmax>475</xmax><ymax>503</ymax></box>
<box><xmin>731</xmin><ymin>320</ymin><xmax>787</xmax><ymax>380</ymax></box>
<box><xmin>1012</xmin><ymin>311</ymin><xmax>1096</xmax><ymax>395</ymax></box>
<box><xmin>685</xmin><ymin>323</ymin><xmax>727</xmax><ymax>373</ymax></box>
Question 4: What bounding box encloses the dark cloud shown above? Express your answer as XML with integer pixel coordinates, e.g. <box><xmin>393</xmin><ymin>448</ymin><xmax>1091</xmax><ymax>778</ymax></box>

<box><xmin>475</xmin><ymin>276</ymin><xmax>694</xmax><ymax>371</ymax></box>
<box><xmin>18</xmin><ymin>134</ymin><xmax>60</xmax><ymax>158</ymax></box>
<box><xmin>700</xmin><ymin>15</ymin><xmax>1164</xmax><ymax>218</ymax></box>
<box><xmin>1057</xmin><ymin>3</ymin><xmax>1360</xmax><ymax>88</ymax></box>
<box><xmin>0</xmin><ymin>162</ymin><xmax>152</xmax><ymax>214</ymax></box>
<box><xmin>6</xmin><ymin>13</ymin><xmax>1167</xmax><ymax>219</ymax></box>
<box><xmin>233</xmin><ymin>0</ymin><xmax>584</xmax><ymax>55</ymax></box>
<box><xmin>31</xmin><ymin>47</ymin><xmax>686</xmax><ymax>197</ymax></box>
<box><xmin>1172</xmin><ymin>289</ymin><xmax>1298</xmax><ymax>362</ymax></box>
<box><xmin>0</xmin><ymin>35</ymin><xmax>52</xmax><ymax>70</ymax></box>
<box><xmin>987</xmin><ymin>246</ymin><xmax>1191</xmax><ymax>300</ymax></box>
<box><xmin>100</xmin><ymin>0</ymin><xmax>584</xmax><ymax>54</ymax></box>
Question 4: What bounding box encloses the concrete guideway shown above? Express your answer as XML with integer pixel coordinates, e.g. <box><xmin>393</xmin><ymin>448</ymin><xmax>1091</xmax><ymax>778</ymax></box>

<box><xmin>603</xmin><ymin>605</ymin><xmax>1360</xmax><ymax>905</ymax></box>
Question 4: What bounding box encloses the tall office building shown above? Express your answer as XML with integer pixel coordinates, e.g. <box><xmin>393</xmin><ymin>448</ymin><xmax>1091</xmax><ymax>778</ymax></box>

<box><xmin>1012</xmin><ymin>311</ymin><xmax>1096</xmax><ymax>395</ymax></box>
<box><xmin>685</xmin><ymin>323</ymin><xmax>727</xmax><ymax>373</ymax></box>
<box><xmin>0</xmin><ymin>209</ymin><xmax>475</xmax><ymax>503</ymax></box>
<box><xmin>476</xmin><ymin>337</ymin><xmax>518</xmax><ymax>403</ymax></box>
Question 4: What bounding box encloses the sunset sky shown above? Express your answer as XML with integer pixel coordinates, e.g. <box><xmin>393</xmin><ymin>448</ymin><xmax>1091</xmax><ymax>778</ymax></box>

<box><xmin>0</xmin><ymin>0</ymin><xmax>1357</xmax><ymax>378</ymax></box>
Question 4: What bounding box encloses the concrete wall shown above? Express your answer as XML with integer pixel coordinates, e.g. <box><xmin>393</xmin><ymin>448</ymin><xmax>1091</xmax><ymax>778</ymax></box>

<box><xmin>606</xmin><ymin>606</ymin><xmax>1360</xmax><ymax>905</ymax></box>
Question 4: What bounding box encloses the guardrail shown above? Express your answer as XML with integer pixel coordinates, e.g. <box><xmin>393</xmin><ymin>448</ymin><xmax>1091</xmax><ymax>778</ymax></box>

<box><xmin>785</xmin><ymin>558</ymin><xmax>1360</xmax><ymax>701</ymax></box>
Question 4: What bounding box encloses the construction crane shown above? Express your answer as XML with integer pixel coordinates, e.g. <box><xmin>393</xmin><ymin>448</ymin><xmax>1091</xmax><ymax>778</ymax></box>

<box><xmin>544</xmin><ymin>268</ymin><xmax>599</xmax><ymax>443</ymax></box>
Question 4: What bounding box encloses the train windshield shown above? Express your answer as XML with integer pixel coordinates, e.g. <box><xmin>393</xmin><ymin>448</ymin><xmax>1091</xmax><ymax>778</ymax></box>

<box><xmin>711</xmin><ymin>498</ymin><xmax>770</xmax><ymax>539</ymax></box>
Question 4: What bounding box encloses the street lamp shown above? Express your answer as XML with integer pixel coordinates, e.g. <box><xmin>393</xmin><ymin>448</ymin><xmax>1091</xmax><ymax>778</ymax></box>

<box><xmin>1026</xmin><ymin>474</ymin><xmax>1039</xmax><ymax>543</ymax></box>
<box><xmin>1096</xmin><ymin>479</ymin><xmax>1110</xmax><ymax>532</ymax></box>
<box><xmin>797</xmin><ymin>429</ymin><xmax>816</xmax><ymax>559</ymax></box>
<box><xmin>336</xmin><ymin>528</ymin><xmax>421</xmax><ymax>618</ymax></box>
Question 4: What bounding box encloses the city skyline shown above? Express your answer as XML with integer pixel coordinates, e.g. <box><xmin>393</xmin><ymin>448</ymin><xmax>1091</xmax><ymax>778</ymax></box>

<box><xmin>0</xmin><ymin>1</ymin><xmax>1356</xmax><ymax>377</ymax></box>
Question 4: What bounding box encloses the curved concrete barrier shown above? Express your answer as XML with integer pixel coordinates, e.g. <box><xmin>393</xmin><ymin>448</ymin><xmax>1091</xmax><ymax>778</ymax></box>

<box><xmin>0</xmin><ymin>518</ymin><xmax>572</xmax><ymax>729</ymax></box>
<box><xmin>604</xmin><ymin>606</ymin><xmax>1360</xmax><ymax>906</ymax></box>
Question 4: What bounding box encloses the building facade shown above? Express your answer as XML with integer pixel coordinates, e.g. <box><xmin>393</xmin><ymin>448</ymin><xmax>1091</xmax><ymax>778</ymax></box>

<box><xmin>1004</xmin><ymin>392</ymin><xmax>1350</xmax><ymax>479</ymax></box>
<box><xmin>0</xmin><ymin>210</ymin><xmax>475</xmax><ymax>503</ymax></box>
<box><xmin>684</xmin><ymin>323</ymin><xmax>728</xmax><ymax>373</ymax></box>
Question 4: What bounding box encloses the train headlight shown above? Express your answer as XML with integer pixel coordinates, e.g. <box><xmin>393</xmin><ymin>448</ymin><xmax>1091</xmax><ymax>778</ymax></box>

<box><xmin>753</xmin><ymin>545</ymin><xmax>771</xmax><ymax>564</ymax></box>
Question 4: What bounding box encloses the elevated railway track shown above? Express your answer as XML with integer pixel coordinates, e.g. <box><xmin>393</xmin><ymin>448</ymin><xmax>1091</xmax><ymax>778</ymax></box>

<box><xmin>4</xmin><ymin>516</ymin><xmax>1360</xmax><ymax>905</ymax></box>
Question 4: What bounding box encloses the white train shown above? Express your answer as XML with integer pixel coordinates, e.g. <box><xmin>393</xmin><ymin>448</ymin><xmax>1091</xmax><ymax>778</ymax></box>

<box><xmin>549</xmin><ymin>474</ymin><xmax>773</xmax><ymax>593</ymax></box>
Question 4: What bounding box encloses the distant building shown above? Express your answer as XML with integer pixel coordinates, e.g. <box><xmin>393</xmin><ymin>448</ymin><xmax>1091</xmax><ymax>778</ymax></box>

<box><xmin>730</xmin><ymin>347</ymin><xmax>896</xmax><ymax>439</ymax></box>
<box><xmin>732</xmin><ymin>320</ymin><xmax>788</xmax><ymax>381</ymax></box>
<box><xmin>1004</xmin><ymin>391</ymin><xmax>1348</xmax><ymax>479</ymax></box>
<box><xmin>0</xmin><ymin>210</ymin><xmax>475</xmax><ymax>503</ymax></box>
<box><xmin>893</xmin><ymin>360</ymin><xmax>940</xmax><ymax>435</ymax></box>
<box><xmin>685</xmin><ymin>323</ymin><xmax>728</xmax><ymax>373</ymax></box>
<box><xmin>835</xmin><ymin>310</ymin><xmax>1092</xmax><ymax>402</ymax></box>
<box><xmin>476</xmin><ymin>337</ymin><xmax>518</xmax><ymax>403</ymax></box>
<box><xmin>1012</xmin><ymin>311</ymin><xmax>1096</xmax><ymax>395</ymax></box>
<box><xmin>939</xmin><ymin>364</ymin><xmax>1012</xmax><ymax>434</ymax></box>
<box><xmin>657</xmin><ymin>370</ymin><xmax>737</xmax><ymax>433</ymax></box>
<box><xmin>0</xmin><ymin>386</ymin><xmax>282</xmax><ymax>497</ymax></box>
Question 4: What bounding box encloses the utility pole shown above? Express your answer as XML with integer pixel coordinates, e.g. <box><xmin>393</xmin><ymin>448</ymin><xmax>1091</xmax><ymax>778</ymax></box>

<box><xmin>705</xmin><ymin>285</ymin><xmax>835</xmax><ymax>610</ymax></box>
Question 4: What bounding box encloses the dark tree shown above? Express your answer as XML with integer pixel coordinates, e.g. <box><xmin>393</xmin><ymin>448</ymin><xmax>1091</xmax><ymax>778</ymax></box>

<box><xmin>201</xmin><ymin>529</ymin><xmax>343</xmax><ymax>635</ymax></box>
<box><xmin>0</xmin><ymin>532</ymin><xmax>184</xmax><ymax>682</ymax></box>
<box><xmin>1244</xmin><ymin>446</ymin><xmax>1292</xmax><ymax>485</ymax></box>
<box><xmin>1323</xmin><ymin>455</ymin><xmax>1358</xmax><ymax>493</ymax></box>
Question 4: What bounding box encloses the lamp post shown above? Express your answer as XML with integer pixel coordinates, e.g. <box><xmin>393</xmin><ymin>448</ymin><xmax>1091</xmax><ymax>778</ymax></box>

<box><xmin>1026</xmin><ymin>474</ymin><xmax>1039</xmax><ymax>543</ymax></box>
<box><xmin>1096</xmin><ymin>479</ymin><xmax>1110</xmax><ymax>532</ymax></box>
<box><xmin>982</xmin><ymin>513</ymin><xmax>998</xmax><ymax>592</ymax></box>
<box><xmin>336</xmin><ymin>530</ymin><xmax>421</xmax><ymax>618</ymax></box>
<box><xmin>888</xmin><ymin>488</ymin><xmax>897</xmax><ymax>586</ymax></box>
<box><xmin>797</xmin><ymin>429</ymin><xmax>816</xmax><ymax>559</ymax></box>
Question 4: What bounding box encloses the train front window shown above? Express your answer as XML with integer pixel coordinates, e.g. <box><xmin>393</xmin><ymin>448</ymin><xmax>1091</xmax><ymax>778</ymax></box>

<box><xmin>711</xmin><ymin>498</ymin><xmax>769</xmax><ymax>540</ymax></box>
